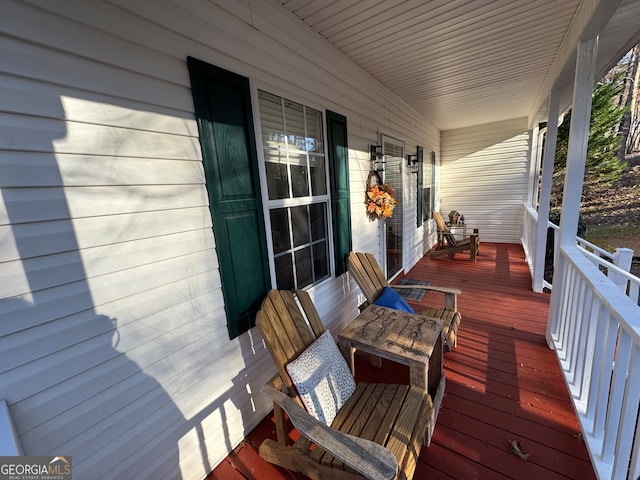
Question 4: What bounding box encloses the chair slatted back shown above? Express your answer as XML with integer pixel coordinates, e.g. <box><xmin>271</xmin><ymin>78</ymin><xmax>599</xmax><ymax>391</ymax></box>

<box><xmin>347</xmin><ymin>252</ymin><xmax>389</xmax><ymax>304</ymax></box>
<box><xmin>433</xmin><ymin>211</ymin><xmax>458</xmax><ymax>246</ymax></box>
<box><xmin>432</xmin><ymin>211</ymin><xmax>448</xmax><ymax>232</ymax></box>
<box><xmin>256</xmin><ymin>289</ymin><xmax>326</xmax><ymax>400</ymax></box>
<box><xmin>295</xmin><ymin>290</ymin><xmax>326</xmax><ymax>337</ymax></box>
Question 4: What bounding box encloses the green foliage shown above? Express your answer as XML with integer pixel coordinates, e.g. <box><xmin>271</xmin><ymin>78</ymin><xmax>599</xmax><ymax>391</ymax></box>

<box><xmin>555</xmin><ymin>75</ymin><xmax>628</xmax><ymax>182</ymax></box>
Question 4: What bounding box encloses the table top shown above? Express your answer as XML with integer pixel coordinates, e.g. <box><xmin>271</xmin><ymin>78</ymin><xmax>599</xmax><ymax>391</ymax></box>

<box><xmin>447</xmin><ymin>224</ymin><xmax>478</xmax><ymax>233</ymax></box>
<box><xmin>338</xmin><ymin>305</ymin><xmax>443</xmax><ymax>365</ymax></box>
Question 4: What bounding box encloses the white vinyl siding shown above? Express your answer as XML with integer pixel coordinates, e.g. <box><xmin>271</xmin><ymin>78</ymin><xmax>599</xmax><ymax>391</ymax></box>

<box><xmin>440</xmin><ymin>118</ymin><xmax>531</xmax><ymax>243</ymax></box>
<box><xmin>0</xmin><ymin>1</ymin><xmax>439</xmax><ymax>478</ymax></box>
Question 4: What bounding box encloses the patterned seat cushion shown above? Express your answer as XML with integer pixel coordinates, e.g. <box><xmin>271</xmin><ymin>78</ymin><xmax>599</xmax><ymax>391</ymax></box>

<box><xmin>286</xmin><ymin>330</ymin><xmax>356</xmax><ymax>426</ymax></box>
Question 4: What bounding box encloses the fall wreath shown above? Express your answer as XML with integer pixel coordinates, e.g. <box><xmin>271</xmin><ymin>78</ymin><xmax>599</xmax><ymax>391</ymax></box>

<box><xmin>366</xmin><ymin>171</ymin><xmax>396</xmax><ymax>219</ymax></box>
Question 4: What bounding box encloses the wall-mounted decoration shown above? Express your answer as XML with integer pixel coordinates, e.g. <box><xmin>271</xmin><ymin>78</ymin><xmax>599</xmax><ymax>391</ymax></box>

<box><xmin>366</xmin><ymin>170</ymin><xmax>396</xmax><ymax>219</ymax></box>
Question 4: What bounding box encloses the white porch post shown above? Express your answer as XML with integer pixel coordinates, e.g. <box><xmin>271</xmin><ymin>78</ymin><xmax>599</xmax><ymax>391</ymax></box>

<box><xmin>527</xmin><ymin>124</ymin><xmax>541</xmax><ymax>207</ymax></box>
<box><xmin>531</xmin><ymin>127</ymin><xmax>546</xmax><ymax>209</ymax></box>
<box><xmin>558</xmin><ymin>37</ymin><xmax>598</xmax><ymax>246</ymax></box>
<box><xmin>612</xmin><ymin>247</ymin><xmax>634</xmax><ymax>292</ymax></box>
<box><xmin>546</xmin><ymin>36</ymin><xmax>598</xmax><ymax>345</ymax></box>
<box><xmin>532</xmin><ymin>91</ymin><xmax>560</xmax><ymax>292</ymax></box>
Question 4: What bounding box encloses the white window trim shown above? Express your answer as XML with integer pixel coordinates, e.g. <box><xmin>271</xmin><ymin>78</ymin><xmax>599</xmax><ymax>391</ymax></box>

<box><xmin>379</xmin><ymin>133</ymin><xmax>406</xmax><ymax>279</ymax></box>
<box><xmin>251</xmin><ymin>83</ymin><xmax>335</xmax><ymax>289</ymax></box>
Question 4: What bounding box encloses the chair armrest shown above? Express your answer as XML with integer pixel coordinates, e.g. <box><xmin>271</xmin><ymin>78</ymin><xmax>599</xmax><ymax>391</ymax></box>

<box><xmin>391</xmin><ymin>284</ymin><xmax>461</xmax><ymax>310</ymax></box>
<box><xmin>391</xmin><ymin>284</ymin><xmax>461</xmax><ymax>295</ymax></box>
<box><xmin>261</xmin><ymin>384</ymin><xmax>398</xmax><ymax>480</ymax></box>
<box><xmin>265</xmin><ymin>373</ymin><xmax>286</xmax><ymax>392</ymax></box>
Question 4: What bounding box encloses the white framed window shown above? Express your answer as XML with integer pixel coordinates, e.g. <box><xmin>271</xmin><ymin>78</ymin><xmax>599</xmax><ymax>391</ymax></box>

<box><xmin>258</xmin><ymin>90</ymin><xmax>330</xmax><ymax>290</ymax></box>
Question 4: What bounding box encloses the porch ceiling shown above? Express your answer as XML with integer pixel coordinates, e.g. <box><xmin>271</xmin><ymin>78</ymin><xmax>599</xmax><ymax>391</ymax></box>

<box><xmin>279</xmin><ymin>0</ymin><xmax>640</xmax><ymax>131</ymax></box>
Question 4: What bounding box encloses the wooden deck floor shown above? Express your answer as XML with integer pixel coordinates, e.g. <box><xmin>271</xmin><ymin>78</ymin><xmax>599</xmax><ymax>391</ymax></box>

<box><xmin>207</xmin><ymin>243</ymin><xmax>596</xmax><ymax>480</ymax></box>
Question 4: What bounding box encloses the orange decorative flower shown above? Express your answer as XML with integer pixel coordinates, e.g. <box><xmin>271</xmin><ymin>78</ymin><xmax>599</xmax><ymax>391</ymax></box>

<box><xmin>366</xmin><ymin>183</ymin><xmax>396</xmax><ymax>218</ymax></box>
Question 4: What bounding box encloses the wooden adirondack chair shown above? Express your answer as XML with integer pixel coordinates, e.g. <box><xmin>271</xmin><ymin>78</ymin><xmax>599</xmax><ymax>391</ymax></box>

<box><xmin>256</xmin><ymin>289</ymin><xmax>434</xmax><ymax>480</ymax></box>
<box><xmin>347</xmin><ymin>252</ymin><xmax>462</xmax><ymax>351</ymax></box>
<box><xmin>430</xmin><ymin>211</ymin><xmax>479</xmax><ymax>262</ymax></box>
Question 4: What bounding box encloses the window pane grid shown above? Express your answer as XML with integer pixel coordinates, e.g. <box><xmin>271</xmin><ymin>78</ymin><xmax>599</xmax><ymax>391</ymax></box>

<box><xmin>259</xmin><ymin>91</ymin><xmax>325</xmax><ymax>201</ymax></box>
<box><xmin>281</xmin><ymin>100</ymin><xmax>295</xmax><ymax>200</ymax></box>
<box><xmin>269</xmin><ymin>203</ymin><xmax>329</xmax><ymax>290</ymax></box>
<box><xmin>259</xmin><ymin>90</ymin><xmax>330</xmax><ymax>291</ymax></box>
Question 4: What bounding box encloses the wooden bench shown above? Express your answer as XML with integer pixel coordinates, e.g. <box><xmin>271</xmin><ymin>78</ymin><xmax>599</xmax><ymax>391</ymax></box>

<box><xmin>256</xmin><ymin>289</ymin><xmax>433</xmax><ymax>480</ymax></box>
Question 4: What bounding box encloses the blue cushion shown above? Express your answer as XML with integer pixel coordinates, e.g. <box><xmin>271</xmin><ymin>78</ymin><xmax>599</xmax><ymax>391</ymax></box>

<box><xmin>373</xmin><ymin>287</ymin><xmax>416</xmax><ymax>314</ymax></box>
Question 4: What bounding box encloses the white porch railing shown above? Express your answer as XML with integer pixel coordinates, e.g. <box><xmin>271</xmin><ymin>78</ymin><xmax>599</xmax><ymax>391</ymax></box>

<box><xmin>522</xmin><ymin>205</ymin><xmax>637</xmax><ymax>301</ymax></box>
<box><xmin>547</xmin><ymin>245</ymin><xmax>640</xmax><ymax>480</ymax></box>
<box><xmin>577</xmin><ymin>243</ymin><xmax>638</xmax><ymax>303</ymax></box>
<box><xmin>523</xmin><ymin>204</ymin><xmax>640</xmax><ymax>479</ymax></box>
<box><xmin>521</xmin><ymin>204</ymin><xmax>538</xmax><ymax>279</ymax></box>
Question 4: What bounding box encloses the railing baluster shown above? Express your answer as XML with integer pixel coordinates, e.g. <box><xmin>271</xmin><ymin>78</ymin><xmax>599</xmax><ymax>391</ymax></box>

<box><xmin>573</xmin><ymin>290</ymin><xmax>597</xmax><ymax>410</ymax></box>
<box><xmin>629</xmin><ymin>418</ymin><xmax>640</xmax><ymax>480</ymax></box>
<box><xmin>558</xmin><ymin>272</ymin><xmax>572</xmax><ymax>361</ymax></box>
<box><xmin>593</xmin><ymin>313</ymin><xmax>617</xmax><ymax>447</ymax></box>
<box><xmin>630</xmin><ymin>282</ymin><xmax>639</xmax><ymax>306</ymax></box>
<box><xmin>612</xmin><ymin>340</ymin><xmax>640</xmax><ymax>479</ymax></box>
<box><xmin>584</xmin><ymin>302</ymin><xmax>608</xmax><ymax>429</ymax></box>
<box><xmin>567</xmin><ymin>280</ymin><xmax>588</xmax><ymax>384</ymax></box>
<box><xmin>602</xmin><ymin>329</ymin><xmax>632</xmax><ymax>461</ymax></box>
<box><xmin>558</xmin><ymin>265</ymin><xmax>575</xmax><ymax>358</ymax></box>
<box><xmin>549</xmin><ymin>261</ymin><xmax>567</xmax><ymax>341</ymax></box>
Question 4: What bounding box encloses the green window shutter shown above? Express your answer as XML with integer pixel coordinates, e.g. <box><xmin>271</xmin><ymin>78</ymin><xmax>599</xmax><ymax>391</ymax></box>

<box><xmin>187</xmin><ymin>57</ymin><xmax>270</xmax><ymax>339</ymax></box>
<box><xmin>430</xmin><ymin>151</ymin><xmax>436</xmax><ymax>220</ymax></box>
<box><xmin>326</xmin><ymin>110</ymin><xmax>352</xmax><ymax>276</ymax></box>
<box><xmin>416</xmin><ymin>146</ymin><xmax>424</xmax><ymax>227</ymax></box>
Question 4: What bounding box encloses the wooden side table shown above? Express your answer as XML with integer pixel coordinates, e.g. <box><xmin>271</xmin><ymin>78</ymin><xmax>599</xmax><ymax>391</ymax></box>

<box><xmin>338</xmin><ymin>305</ymin><xmax>445</xmax><ymax>446</ymax></box>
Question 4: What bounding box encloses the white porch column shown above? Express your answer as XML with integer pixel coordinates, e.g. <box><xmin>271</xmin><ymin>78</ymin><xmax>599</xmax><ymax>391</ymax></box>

<box><xmin>557</xmin><ymin>36</ymin><xmax>598</xmax><ymax>247</ymax></box>
<box><xmin>527</xmin><ymin>124</ymin><xmax>541</xmax><ymax>207</ymax></box>
<box><xmin>532</xmin><ymin>91</ymin><xmax>560</xmax><ymax>292</ymax></box>
<box><xmin>547</xmin><ymin>36</ymin><xmax>598</xmax><ymax>346</ymax></box>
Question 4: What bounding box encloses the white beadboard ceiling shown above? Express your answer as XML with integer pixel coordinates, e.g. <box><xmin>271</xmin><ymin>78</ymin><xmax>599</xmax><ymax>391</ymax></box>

<box><xmin>279</xmin><ymin>0</ymin><xmax>640</xmax><ymax>130</ymax></box>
